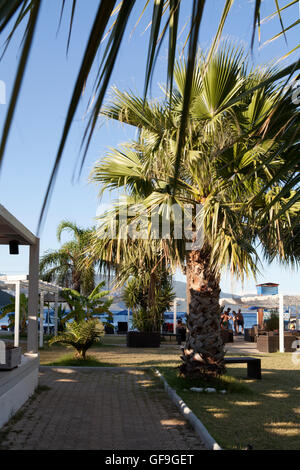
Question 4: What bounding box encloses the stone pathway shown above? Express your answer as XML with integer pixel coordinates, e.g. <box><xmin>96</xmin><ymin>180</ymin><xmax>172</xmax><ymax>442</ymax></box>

<box><xmin>225</xmin><ymin>335</ymin><xmax>260</xmax><ymax>356</ymax></box>
<box><xmin>0</xmin><ymin>367</ymin><xmax>206</xmax><ymax>450</ymax></box>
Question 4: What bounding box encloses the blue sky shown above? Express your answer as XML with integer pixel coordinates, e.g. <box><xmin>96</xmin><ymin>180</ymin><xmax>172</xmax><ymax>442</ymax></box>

<box><xmin>0</xmin><ymin>0</ymin><xmax>299</xmax><ymax>294</ymax></box>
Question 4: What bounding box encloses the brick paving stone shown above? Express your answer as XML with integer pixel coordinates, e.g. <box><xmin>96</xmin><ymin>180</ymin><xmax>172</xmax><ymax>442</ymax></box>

<box><xmin>0</xmin><ymin>367</ymin><xmax>206</xmax><ymax>450</ymax></box>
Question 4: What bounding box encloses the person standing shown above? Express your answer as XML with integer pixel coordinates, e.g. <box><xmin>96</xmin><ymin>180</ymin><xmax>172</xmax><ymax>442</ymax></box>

<box><xmin>176</xmin><ymin>318</ymin><xmax>186</xmax><ymax>344</ymax></box>
<box><xmin>232</xmin><ymin>311</ymin><xmax>238</xmax><ymax>334</ymax></box>
<box><xmin>220</xmin><ymin>308</ymin><xmax>232</xmax><ymax>330</ymax></box>
<box><xmin>236</xmin><ymin>309</ymin><xmax>244</xmax><ymax>335</ymax></box>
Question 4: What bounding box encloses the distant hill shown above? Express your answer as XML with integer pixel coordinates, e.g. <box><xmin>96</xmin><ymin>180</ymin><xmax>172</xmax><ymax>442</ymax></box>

<box><xmin>0</xmin><ymin>290</ymin><xmax>13</xmax><ymax>308</ymax></box>
<box><xmin>95</xmin><ymin>275</ymin><xmax>232</xmax><ymax>312</ymax></box>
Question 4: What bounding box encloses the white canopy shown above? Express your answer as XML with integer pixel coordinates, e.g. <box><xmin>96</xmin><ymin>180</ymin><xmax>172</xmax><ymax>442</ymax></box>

<box><xmin>220</xmin><ymin>294</ymin><xmax>300</xmax><ymax>308</ymax></box>
<box><xmin>219</xmin><ymin>293</ymin><xmax>300</xmax><ymax>352</ymax></box>
<box><xmin>0</xmin><ymin>275</ymin><xmax>62</xmax><ymax>348</ymax></box>
<box><xmin>0</xmin><ymin>204</ymin><xmax>39</xmax><ymax>354</ymax></box>
<box><xmin>0</xmin><ymin>275</ymin><xmax>61</xmax><ymax>294</ymax></box>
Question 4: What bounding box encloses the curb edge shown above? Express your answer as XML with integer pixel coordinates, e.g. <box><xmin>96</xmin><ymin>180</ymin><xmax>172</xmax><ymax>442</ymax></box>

<box><xmin>154</xmin><ymin>369</ymin><xmax>222</xmax><ymax>451</ymax></box>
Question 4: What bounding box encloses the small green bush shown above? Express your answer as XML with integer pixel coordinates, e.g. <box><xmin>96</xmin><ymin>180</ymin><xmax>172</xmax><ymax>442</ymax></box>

<box><xmin>264</xmin><ymin>312</ymin><xmax>279</xmax><ymax>331</ymax></box>
<box><xmin>49</xmin><ymin>319</ymin><xmax>104</xmax><ymax>359</ymax></box>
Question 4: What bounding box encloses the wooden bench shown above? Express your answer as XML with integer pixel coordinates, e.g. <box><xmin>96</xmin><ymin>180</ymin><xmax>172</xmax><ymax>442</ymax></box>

<box><xmin>161</xmin><ymin>333</ymin><xmax>176</xmax><ymax>340</ymax></box>
<box><xmin>161</xmin><ymin>333</ymin><xmax>183</xmax><ymax>344</ymax></box>
<box><xmin>225</xmin><ymin>356</ymin><xmax>261</xmax><ymax>379</ymax></box>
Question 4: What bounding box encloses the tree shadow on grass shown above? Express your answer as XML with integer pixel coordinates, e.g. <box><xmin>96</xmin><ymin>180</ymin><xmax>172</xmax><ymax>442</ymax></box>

<box><xmin>167</xmin><ymin>364</ymin><xmax>300</xmax><ymax>450</ymax></box>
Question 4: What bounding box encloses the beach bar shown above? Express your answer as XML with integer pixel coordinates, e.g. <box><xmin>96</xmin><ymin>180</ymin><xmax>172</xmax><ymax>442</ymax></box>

<box><xmin>220</xmin><ymin>293</ymin><xmax>300</xmax><ymax>352</ymax></box>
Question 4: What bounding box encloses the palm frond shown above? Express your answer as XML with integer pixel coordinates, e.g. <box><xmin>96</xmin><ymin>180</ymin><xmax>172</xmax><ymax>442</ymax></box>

<box><xmin>0</xmin><ymin>0</ymin><xmax>41</xmax><ymax>169</ymax></box>
<box><xmin>0</xmin><ymin>0</ymin><xmax>298</xmax><ymax>231</ymax></box>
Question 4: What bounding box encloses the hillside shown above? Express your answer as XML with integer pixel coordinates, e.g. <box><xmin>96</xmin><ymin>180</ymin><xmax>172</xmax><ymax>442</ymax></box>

<box><xmin>96</xmin><ymin>275</ymin><xmax>232</xmax><ymax>312</ymax></box>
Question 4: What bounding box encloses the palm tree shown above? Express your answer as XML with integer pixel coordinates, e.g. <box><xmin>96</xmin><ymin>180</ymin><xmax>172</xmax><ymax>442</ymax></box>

<box><xmin>60</xmin><ymin>281</ymin><xmax>113</xmax><ymax>323</ymax></box>
<box><xmin>89</xmin><ymin>199</ymin><xmax>178</xmax><ymax>333</ymax></box>
<box><xmin>90</xmin><ymin>45</ymin><xmax>300</xmax><ymax>377</ymax></box>
<box><xmin>49</xmin><ymin>318</ymin><xmax>105</xmax><ymax>359</ymax></box>
<box><xmin>123</xmin><ymin>273</ymin><xmax>174</xmax><ymax>333</ymax></box>
<box><xmin>0</xmin><ymin>1</ymin><xmax>298</xmax><ymax>229</ymax></box>
<box><xmin>40</xmin><ymin>220</ymin><xmax>95</xmax><ymax>295</ymax></box>
<box><xmin>0</xmin><ymin>293</ymin><xmax>28</xmax><ymax>334</ymax></box>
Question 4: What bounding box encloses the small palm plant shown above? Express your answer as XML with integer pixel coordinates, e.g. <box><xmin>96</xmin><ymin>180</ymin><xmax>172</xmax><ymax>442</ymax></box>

<box><xmin>48</xmin><ymin>319</ymin><xmax>104</xmax><ymax>360</ymax></box>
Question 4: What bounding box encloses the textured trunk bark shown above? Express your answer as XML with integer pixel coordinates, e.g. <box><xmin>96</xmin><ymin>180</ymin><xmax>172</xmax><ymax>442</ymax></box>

<box><xmin>73</xmin><ymin>272</ymin><xmax>81</xmax><ymax>293</ymax></box>
<box><xmin>148</xmin><ymin>272</ymin><xmax>156</xmax><ymax>311</ymax></box>
<box><xmin>148</xmin><ymin>272</ymin><xmax>160</xmax><ymax>332</ymax></box>
<box><xmin>180</xmin><ymin>244</ymin><xmax>225</xmax><ymax>378</ymax></box>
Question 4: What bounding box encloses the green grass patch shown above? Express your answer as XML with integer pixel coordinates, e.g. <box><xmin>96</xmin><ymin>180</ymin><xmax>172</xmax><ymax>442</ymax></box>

<box><xmin>0</xmin><ymin>333</ymin><xmax>14</xmax><ymax>339</ymax></box>
<box><xmin>157</xmin><ymin>354</ymin><xmax>300</xmax><ymax>450</ymax></box>
<box><xmin>44</xmin><ymin>353</ymin><xmax>116</xmax><ymax>367</ymax></box>
<box><xmin>102</xmin><ymin>334</ymin><xmax>127</xmax><ymax>345</ymax></box>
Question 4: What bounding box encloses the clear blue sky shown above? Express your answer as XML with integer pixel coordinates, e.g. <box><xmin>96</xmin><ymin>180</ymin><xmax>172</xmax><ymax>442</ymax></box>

<box><xmin>0</xmin><ymin>0</ymin><xmax>299</xmax><ymax>295</ymax></box>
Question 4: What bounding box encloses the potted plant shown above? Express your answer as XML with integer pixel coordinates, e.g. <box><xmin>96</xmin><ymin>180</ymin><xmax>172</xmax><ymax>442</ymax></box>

<box><xmin>103</xmin><ymin>311</ymin><xmax>115</xmax><ymax>334</ymax></box>
<box><xmin>0</xmin><ymin>342</ymin><xmax>22</xmax><ymax>370</ymax></box>
<box><xmin>124</xmin><ymin>273</ymin><xmax>174</xmax><ymax>348</ymax></box>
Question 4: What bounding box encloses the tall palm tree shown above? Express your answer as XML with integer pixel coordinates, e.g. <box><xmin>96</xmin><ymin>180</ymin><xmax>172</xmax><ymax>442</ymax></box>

<box><xmin>0</xmin><ymin>1</ymin><xmax>298</xmax><ymax>229</ymax></box>
<box><xmin>91</xmin><ymin>45</ymin><xmax>300</xmax><ymax>377</ymax></box>
<box><xmin>40</xmin><ymin>220</ymin><xmax>95</xmax><ymax>295</ymax></box>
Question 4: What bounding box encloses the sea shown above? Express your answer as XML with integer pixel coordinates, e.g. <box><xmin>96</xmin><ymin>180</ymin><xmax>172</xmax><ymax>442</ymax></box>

<box><xmin>0</xmin><ymin>310</ymin><xmax>260</xmax><ymax>330</ymax></box>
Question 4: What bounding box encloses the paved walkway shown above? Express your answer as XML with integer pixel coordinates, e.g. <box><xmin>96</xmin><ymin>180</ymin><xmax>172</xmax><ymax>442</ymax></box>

<box><xmin>0</xmin><ymin>367</ymin><xmax>206</xmax><ymax>450</ymax></box>
<box><xmin>225</xmin><ymin>335</ymin><xmax>260</xmax><ymax>356</ymax></box>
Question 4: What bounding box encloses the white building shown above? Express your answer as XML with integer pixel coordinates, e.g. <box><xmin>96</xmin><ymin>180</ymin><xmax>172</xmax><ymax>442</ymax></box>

<box><xmin>0</xmin><ymin>204</ymin><xmax>39</xmax><ymax>428</ymax></box>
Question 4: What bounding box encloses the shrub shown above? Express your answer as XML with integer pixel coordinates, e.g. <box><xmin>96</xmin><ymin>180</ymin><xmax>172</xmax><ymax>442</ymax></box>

<box><xmin>264</xmin><ymin>312</ymin><xmax>279</xmax><ymax>331</ymax></box>
<box><xmin>48</xmin><ymin>319</ymin><xmax>104</xmax><ymax>359</ymax></box>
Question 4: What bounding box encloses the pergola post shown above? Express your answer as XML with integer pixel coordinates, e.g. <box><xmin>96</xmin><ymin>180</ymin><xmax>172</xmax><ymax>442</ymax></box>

<box><xmin>27</xmin><ymin>239</ymin><xmax>39</xmax><ymax>354</ymax></box>
<box><xmin>46</xmin><ymin>310</ymin><xmax>50</xmax><ymax>336</ymax></box>
<box><xmin>14</xmin><ymin>280</ymin><xmax>20</xmax><ymax>348</ymax></box>
<box><xmin>172</xmin><ymin>298</ymin><xmax>185</xmax><ymax>333</ymax></box>
<box><xmin>296</xmin><ymin>305</ymin><xmax>300</xmax><ymax>332</ymax></box>
<box><xmin>39</xmin><ymin>291</ymin><xmax>44</xmax><ymax>348</ymax></box>
<box><xmin>173</xmin><ymin>299</ymin><xmax>177</xmax><ymax>334</ymax></box>
<box><xmin>279</xmin><ymin>294</ymin><xmax>284</xmax><ymax>353</ymax></box>
<box><xmin>54</xmin><ymin>289</ymin><xmax>58</xmax><ymax>336</ymax></box>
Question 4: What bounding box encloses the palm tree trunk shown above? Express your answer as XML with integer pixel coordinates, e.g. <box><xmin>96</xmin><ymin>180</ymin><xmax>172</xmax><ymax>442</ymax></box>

<box><xmin>72</xmin><ymin>271</ymin><xmax>81</xmax><ymax>293</ymax></box>
<box><xmin>180</xmin><ymin>243</ymin><xmax>225</xmax><ymax>378</ymax></box>
<box><xmin>148</xmin><ymin>271</ymin><xmax>158</xmax><ymax>332</ymax></box>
